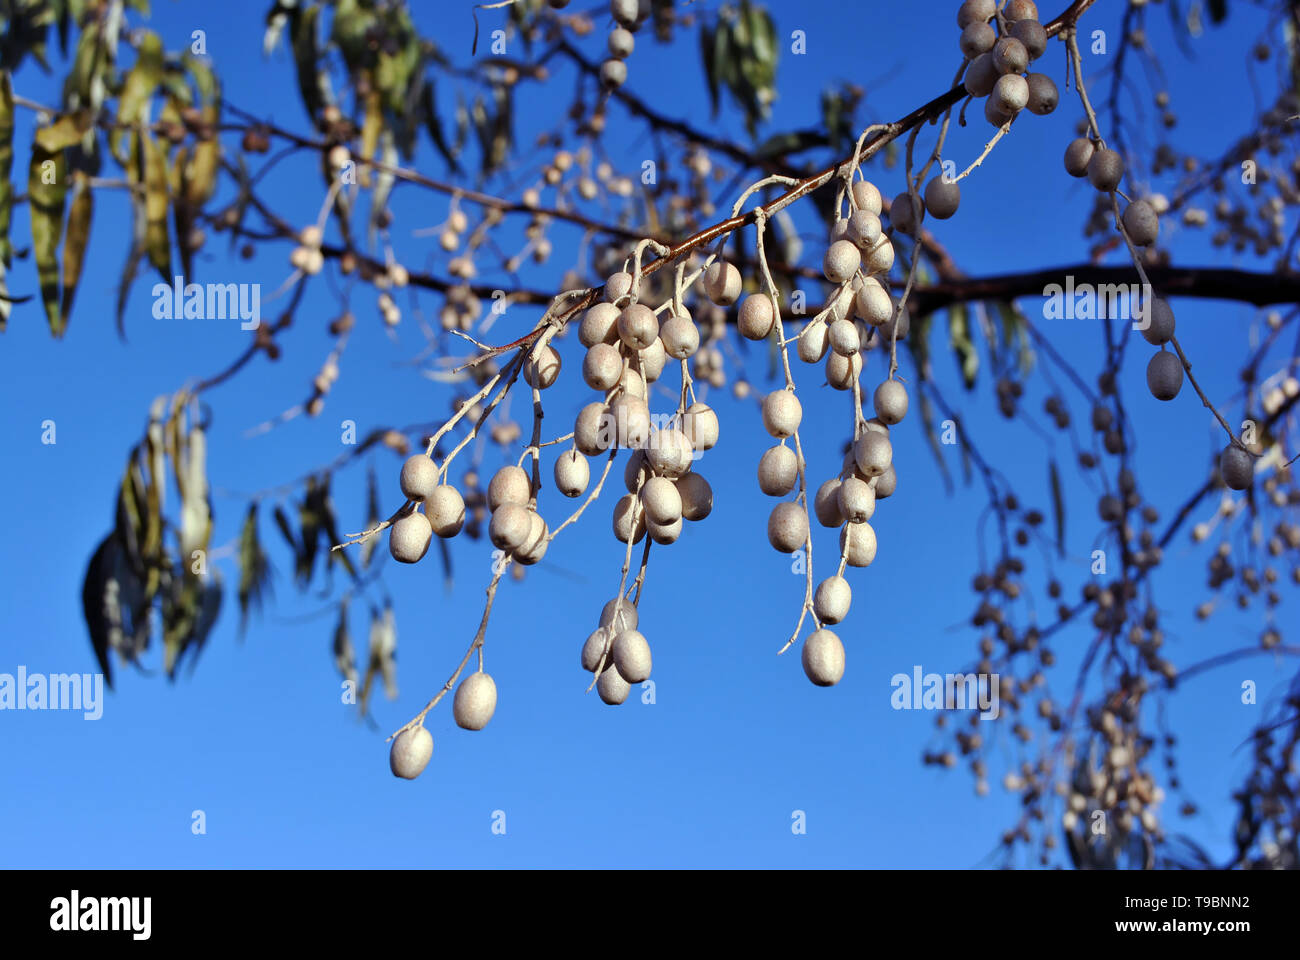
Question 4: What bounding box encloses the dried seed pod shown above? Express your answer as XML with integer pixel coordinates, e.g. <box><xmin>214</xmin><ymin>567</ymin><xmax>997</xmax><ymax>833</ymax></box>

<box><xmin>639</xmin><ymin>335</ymin><xmax>668</xmax><ymax>383</ymax></box>
<box><xmin>875</xmin><ymin>465</ymin><xmax>897</xmax><ymax>498</ymax></box>
<box><xmin>840</xmin><ymin>520</ymin><xmax>878</xmax><ymax>567</ymax></box>
<box><xmin>582</xmin><ymin>628</ymin><xmax>613</xmax><ymax>673</ymax></box>
<box><xmin>758</xmin><ymin>445</ymin><xmax>799</xmax><ymax>496</ymax></box>
<box><xmin>855</xmin><ymin>279</ymin><xmax>893</xmax><ymax>326</ymax></box>
<box><xmin>575</xmin><ymin>402</ymin><xmax>612</xmax><ymax>456</ymax></box>
<box><xmin>828</xmin><ymin>317</ymin><xmax>860</xmax><ymax>355</ymax></box>
<box><xmin>1221</xmin><ymin>444</ymin><xmax>1254</xmax><ymax>490</ymax></box>
<box><xmin>798</xmin><ymin>319</ymin><xmax>830</xmax><ymax>363</ymax></box>
<box><xmin>612</xmin><ymin>493</ymin><xmax>647</xmax><ymax>543</ymax></box>
<box><xmin>852</xmin><ymin>179</ymin><xmax>883</xmax><ymax>214</ymax></box>
<box><xmin>960</xmin><ymin>22</ymin><xmax>997</xmax><ymax>58</ymax></box>
<box><xmin>660</xmin><ymin>313</ymin><xmax>700</xmax><ymax>359</ymax></box>
<box><xmin>964</xmin><ymin>52</ymin><xmax>998</xmax><ymax>97</ymax></box>
<box><xmin>1009</xmin><ymin>18</ymin><xmax>1046</xmax><ymax>59</ymax></box>
<box><xmin>957</xmin><ymin>0</ymin><xmax>996</xmax><ymax>29</ymax></box>
<box><xmin>762</xmin><ymin>390</ymin><xmax>803</xmax><ymax>438</ymax></box>
<box><xmin>993</xmin><ymin>74</ymin><xmax>1030</xmax><ymax>115</ymax></box>
<box><xmin>854</xmin><ymin>430</ymin><xmax>893</xmax><ymax>477</ymax></box>
<box><xmin>600</xmin><ymin>598</ymin><xmax>638</xmax><ymax>632</ymax></box>
<box><xmin>399</xmin><ymin>455</ymin><xmax>440</xmax><ymax>501</ymax></box>
<box><xmin>874</xmin><ymin>380</ymin><xmax>909</xmax><ymax>425</ymax></box>
<box><xmin>1087</xmin><ymin>148</ymin><xmax>1125</xmax><ymax>191</ymax></box>
<box><xmin>612</xmin><ymin>629</ymin><xmax>652</xmax><ymax>683</ymax></box>
<box><xmin>646</xmin><ymin>427</ymin><xmax>693</xmax><ymax>477</ymax></box>
<box><xmin>814</xmin><ymin>576</ymin><xmax>852</xmax><ymax>625</ymax></box>
<box><xmin>1122</xmin><ymin>199</ymin><xmax>1160</xmax><ymax>245</ymax></box>
<box><xmin>598</xmin><ymin>665</ymin><xmax>631</xmax><ymax>704</ymax></box>
<box><xmin>924</xmin><ymin>175</ymin><xmax>962</xmax><ymax>219</ymax></box>
<box><xmin>702</xmin><ymin>261</ymin><xmax>742</xmax><ymax>305</ymax></box>
<box><xmin>814</xmin><ymin>478</ymin><xmax>845</xmax><ymax>527</ymax></box>
<box><xmin>599</xmin><ymin>58</ymin><xmax>627</xmax><ymax>89</ymax></box>
<box><xmin>992</xmin><ymin>37</ymin><xmax>1029</xmax><ymax>75</ymax></box>
<box><xmin>488</xmin><ymin>465</ymin><xmax>531</xmax><ymax>511</ymax></box>
<box><xmin>677</xmin><ymin>472</ymin><xmax>713</xmax><ymax>521</ymax></box>
<box><xmin>390</xmin><ymin>511</ymin><xmax>434</xmax><ymax>563</ymax></box>
<box><xmin>604</xmin><ymin>270</ymin><xmax>635</xmax><ymax>304</ymax></box>
<box><xmin>579</xmin><ymin>302</ymin><xmax>622</xmax><ymax>347</ymax></box>
<box><xmin>1064</xmin><ymin>138</ymin><xmax>1094</xmax><ymax>177</ymax></box>
<box><xmin>427</xmin><ymin>485</ymin><xmax>466</xmax><ymax>537</ymax></box>
<box><xmin>608</xmin><ymin>395</ymin><xmax>651</xmax><ymax>448</ymax></box>
<box><xmin>523</xmin><ymin>344</ymin><xmax>562</xmax><ymax>389</ymax></box>
<box><xmin>802</xmin><ymin>629</ymin><xmax>846</xmax><ymax>686</ymax></box>
<box><xmin>1004</xmin><ymin>0</ymin><xmax>1039</xmax><ymax>20</ymax></box>
<box><xmin>848</xmin><ymin>210</ymin><xmax>882</xmax><ymax>248</ymax></box>
<box><xmin>826</xmin><ymin>350</ymin><xmax>863</xmax><ymax>390</ymax></box>
<box><xmin>838</xmin><ymin>476</ymin><xmax>877</xmax><ymax>523</ymax></box>
<box><xmin>1141</xmin><ymin>298</ymin><xmax>1176</xmax><ymax>345</ymax></box>
<box><xmin>389</xmin><ymin>727</ymin><xmax>433</xmax><ymax>779</ymax></box>
<box><xmin>1146</xmin><ymin>350</ymin><xmax>1183</xmax><ymax>401</ymax></box>
<box><xmin>453</xmin><ymin>672</ymin><xmax>497</xmax><ymax>730</ymax></box>
<box><xmin>489</xmin><ymin>503</ymin><xmax>532</xmax><ymax>551</ymax></box>
<box><xmin>823</xmin><ymin>240</ymin><xmax>862</xmax><ymax>284</ymax></box>
<box><xmin>555</xmin><ymin>450</ymin><xmax>591</xmax><ymax>498</ymax></box>
<box><xmin>641</xmin><ymin>475</ymin><xmax>683</xmax><ymax>524</ymax></box>
<box><xmin>863</xmin><ymin>236</ymin><xmax>895</xmax><ymax>275</ymax></box>
<box><xmin>768</xmin><ymin>502</ymin><xmax>809</xmax><ymax>553</ymax></box>
<box><xmin>617</xmin><ymin>303</ymin><xmax>659</xmax><ymax>351</ymax></box>
<box><xmin>1024</xmin><ymin>73</ymin><xmax>1058</xmax><ymax>115</ymax></box>
<box><xmin>682</xmin><ymin>402</ymin><xmax>720</xmax><ymax>451</ymax></box>
<box><xmin>738</xmin><ymin>293</ymin><xmax>776</xmax><ymax>340</ymax></box>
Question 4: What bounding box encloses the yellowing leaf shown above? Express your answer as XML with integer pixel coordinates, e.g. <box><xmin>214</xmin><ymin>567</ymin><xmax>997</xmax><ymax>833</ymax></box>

<box><xmin>27</xmin><ymin>142</ymin><xmax>67</xmax><ymax>337</ymax></box>
<box><xmin>113</xmin><ymin>32</ymin><xmax>164</xmax><ymax>161</ymax></box>
<box><xmin>60</xmin><ymin>171</ymin><xmax>93</xmax><ymax>332</ymax></box>
<box><xmin>142</xmin><ymin>130</ymin><xmax>171</xmax><ymax>278</ymax></box>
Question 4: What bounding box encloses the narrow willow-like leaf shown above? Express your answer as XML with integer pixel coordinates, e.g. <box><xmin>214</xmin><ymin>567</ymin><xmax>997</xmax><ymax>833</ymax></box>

<box><xmin>60</xmin><ymin>170</ymin><xmax>92</xmax><ymax>331</ymax></box>
<box><xmin>27</xmin><ymin>142</ymin><xmax>67</xmax><ymax>336</ymax></box>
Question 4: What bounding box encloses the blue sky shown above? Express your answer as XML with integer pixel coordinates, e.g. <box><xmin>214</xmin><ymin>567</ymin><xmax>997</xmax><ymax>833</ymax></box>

<box><xmin>0</xmin><ymin>0</ymin><xmax>1294</xmax><ymax>868</ymax></box>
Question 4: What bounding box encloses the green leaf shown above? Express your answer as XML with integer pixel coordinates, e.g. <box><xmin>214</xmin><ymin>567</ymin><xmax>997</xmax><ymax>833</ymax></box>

<box><xmin>699</xmin><ymin>21</ymin><xmax>720</xmax><ymax>117</ymax></box>
<box><xmin>315</xmin><ymin>473</ymin><xmax>357</xmax><ymax>582</ymax></box>
<box><xmin>237</xmin><ymin>502</ymin><xmax>272</xmax><ymax>635</ymax></box>
<box><xmin>272</xmin><ymin>504</ymin><xmax>298</xmax><ymax>556</ymax></box>
<box><xmin>361</xmin><ymin>464</ymin><xmax>380</xmax><ymax>569</ymax></box>
<box><xmin>420</xmin><ymin>80</ymin><xmax>460</xmax><ymax>174</ymax></box>
<box><xmin>293</xmin><ymin>3</ymin><xmax>329</xmax><ymax>127</ymax></box>
<box><xmin>82</xmin><ymin>534</ymin><xmax>122</xmax><ymax>688</ymax></box>
<box><xmin>333</xmin><ymin>598</ymin><xmax>357</xmax><ymax>687</ymax></box>
<box><xmin>296</xmin><ymin>476</ymin><xmax>322</xmax><ymax>586</ymax></box>
<box><xmin>948</xmin><ymin>304</ymin><xmax>978</xmax><ymax>389</ymax></box>
<box><xmin>916</xmin><ymin>385</ymin><xmax>953</xmax><ymax>495</ymax></box>
<box><xmin>1049</xmin><ymin>459</ymin><xmax>1065</xmax><ymax>557</ymax></box>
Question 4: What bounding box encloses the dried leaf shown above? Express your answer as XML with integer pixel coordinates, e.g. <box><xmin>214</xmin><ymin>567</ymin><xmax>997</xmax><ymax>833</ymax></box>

<box><xmin>237</xmin><ymin>502</ymin><xmax>271</xmax><ymax>635</ymax></box>
<box><xmin>1049</xmin><ymin>459</ymin><xmax>1065</xmax><ymax>557</ymax></box>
